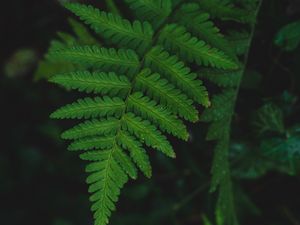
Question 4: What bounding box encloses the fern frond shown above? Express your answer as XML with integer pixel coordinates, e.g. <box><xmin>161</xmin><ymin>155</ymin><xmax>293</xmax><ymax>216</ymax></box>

<box><xmin>50</xmin><ymin>97</ymin><xmax>125</xmax><ymax>119</ymax></box>
<box><xmin>125</xmin><ymin>0</ymin><xmax>172</xmax><ymax>28</ymax></box>
<box><xmin>145</xmin><ymin>46</ymin><xmax>210</xmax><ymax>107</ymax></box>
<box><xmin>113</xmin><ymin>146</ymin><xmax>138</xmax><ymax>179</ymax></box>
<box><xmin>210</xmin><ymin>138</ymin><xmax>229</xmax><ymax>192</ymax></box>
<box><xmin>68</xmin><ymin>135</ymin><xmax>116</xmax><ymax>151</ymax></box>
<box><xmin>85</xmin><ymin>147</ymin><xmax>128</xmax><ymax>225</ymax></box>
<box><xmin>57</xmin><ymin>32</ymin><xmax>77</xmax><ymax>46</ymax></box>
<box><xmin>199</xmin><ymin>2</ymin><xmax>261</xmax><ymax>223</ymax></box>
<box><xmin>128</xmin><ymin>93</ymin><xmax>189</xmax><ymax>140</ymax></box>
<box><xmin>135</xmin><ymin>69</ymin><xmax>198</xmax><ymax>122</ymax></box>
<box><xmin>196</xmin><ymin>0</ymin><xmax>255</xmax><ymax>24</ymax></box>
<box><xmin>159</xmin><ymin>24</ymin><xmax>238</xmax><ymax>70</ymax></box>
<box><xmin>50</xmin><ymin>71</ymin><xmax>131</xmax><ymax>96</ymax></box>
<box><xmin>35</xmin><ymin>60</ymin><xmax>76</xmax><ymax>81</ymax></box>
<box><xmin>202</xmin><ymin>91</ymin><xmax>234</xmax><ymax>143</ymax></box>
<box><xmin>175</xmin><ymin>4</ymin><xmax>235</xmax><ymax>59</ymax></box>
<box><xmin>48</xmin><ymin>46</ymin><xmax>139</xmax><ymax>76</ymax></box>
<box><xmin>80</xmin><ymin>149</ymin><xmax>110</xmax><ymax>161</ymax></box>
<box><xmin>201</xmin><ymin>90</ymin><xmax>236</xmax><ymax>122</ymax></box>
<box><xmin>206</xmin><ymin>120</ymin><xmax>229</xmax><ymax>141</ymax></box>
<box><xmin>46</xmin><ymin>1</ymin><xmax>258</xmax><ymax>224</ymax></box>
<box><xmin>35</xmin><ymin>18</ymin><xmax>98</xmax><ymax>81</ymax></box>
<box><xmin>117</xmin><ymin>131</ymin><xmax>152</xmax><ymax>178</ymax></box>
<box><xmin>199</xmin><ymin>68</ymin><xmax>242</xmax><ymax>88</ymax></box>
<box><xmin>212</xmin><ymin>140</ymin><xmax>238</xmax><ymax>225</ymax></box>
<box><xmin>61</xmin><ymin>118</ymin><xmax>120</xmax><ymax>140</ymax></box>
<box><xmin>204</xmin><ymin>110</ymin><xmax>238</xmax><ymax>225</ymax></box>
<box><xmin>65</xmin><ymin>3</ymin><xmax>153</xmax><ymax>54</ymax></box>
<box><xmin>68</xmin><ymin>18</ymin><xmax>99</xmax><ymax>45</ymax></box>
<box><xmin>123</xmin><ymin>113</ymin><xmax>175</xmax><ymax>158</ymax></box>
<box><xmin>35</xmin><ymin>41</ymin><xmax>76</xmax><ymax>81</ymax></box>
<box><xmin>227</xmin><ymin>30</ymin><xmax>250</xmax><ymax>56</ymax></box>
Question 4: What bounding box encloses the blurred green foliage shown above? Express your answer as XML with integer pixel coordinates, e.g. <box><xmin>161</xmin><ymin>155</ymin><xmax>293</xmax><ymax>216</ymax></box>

<box><xmin>34</xmin><ymin>18</ymin><xmax>98</xmax><ymax>81</ymax></box>
<box><xmin>274</xmin><ymin>20</ymin><xmax>300</xmax><ymax>51</ymax></box>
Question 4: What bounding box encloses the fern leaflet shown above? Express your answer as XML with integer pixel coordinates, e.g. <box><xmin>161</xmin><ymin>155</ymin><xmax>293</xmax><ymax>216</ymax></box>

<box><xmin>65</xmin><ymin>3</ymin><xmax>153</xmax><ymax>54</ymax></box>
<box><xmin>159</xmin><ymin>24</ymin><xmax>238</xmax><ymax>69</ymax></box>
<box><xmin>125</xmin><ymin>0</ymin><xmax>172</xmax><ymax>28</ymax></box>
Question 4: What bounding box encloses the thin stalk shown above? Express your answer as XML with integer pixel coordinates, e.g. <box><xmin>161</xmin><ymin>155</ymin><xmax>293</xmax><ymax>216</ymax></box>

<box><xmin>212</xmin><ymin>1</ymin><xmax>263</xmax><ymax>225</ymax></box>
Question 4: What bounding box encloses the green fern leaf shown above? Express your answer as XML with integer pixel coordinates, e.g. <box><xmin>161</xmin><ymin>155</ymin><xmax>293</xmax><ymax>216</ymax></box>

<box><xmin>227</xmin><ymin>30</ymin><xmax>250</xmax><ymax>56</ymax></box>
<box><xmin>196</xmin><ymin>0</ymin><xmax>255</xmax><ymax>24</ymax></box>
<box><xmin>197</xmin><ymin>2</ymin><xmax>261</xmax><ymax>225</ymax></box>
<box><xmin>50</xmin><ymin>97</ymin><xmax>125</xmax><ymax>119</ymax></box>
<box><xmin>57</xmin><ymin>32</ymin><xmax>77</xmax><ymax>46</ymax></box>
<box><xmin>65</xmin><ymin>3</ymin><xmax>153</xmax><ymax>54</ymax></box>
<box><xmin>68</xmin><ymin>136</ymin><xmax>116</xmax><ymax>151</ymax></box>
<box><xmin>117</xmin><ymin>131</ymin><xmax>152</xmax><ymax>178</ymax></box>
<box><xmin>145</xmin><ymin>46</ymin><xmax>210</xmax><ymax>107</ymax></box>
<box><xmin>35</xmin><ymin>18</ymin><xmax>98</xmax><ymax>81</ymax></box>
<box><xmin>123</xmin><ymin>113</ymin><xmax>175</xmax><ymax>158</ymax></box>
<box><xmin>45</xmin><ymin>1</ymin><xmax>257</xmax><ymax>224</ymax></box>
<box><xmin>206</xmin><ymin>120</ymin><xmax>229</xmax><ymax>141</ymax></box>
<box><xmin>210</xmin><ymin>138</ymin><xmax>229</xmax><ymax>192</ymax></box>
<box><xmin>201</xmin><ymin>90</ymin><xmax>236</xmax><ymax>122</ymax></box>
<box><xmin>135</xmin><ymin>69</ymin><xmax>199</xmax><ymax>122</ymax></box>
<box><xmin>159</xmin><ymin>24</ymin><xmax>238</xmax><ymax>69</ymax></box>
<box><xmin>80</xmin><ymin>149</ymin><xmax>111</xmax><ymax>161</ymax></box>
<box><xmin>207</xmin><ymin>126</ymin><xmax>238</xmax><ymax>225</ymax></box>
<box><xmin>68</xmin><ymin>18</ymin><xmax>98</xmax><ymax>45</ymax></box>
<box><xmin>113</xmin><ymin>146</ymin><xmax>138</xmax><ymax>179</ymax></box>
<box><xmin>50</xmin><ymin>71</ymin><xmax>131</xmax><ymax>96</ymax></box>
<box><xmin>128</xmin><ymin>92</ymin><xmax>189</xmax><ymax>140</ymax></box>
<box><xmin>125</xmin><ymin>0</ymin><xmax>172</xmax><ymax>28</ymax></box>
<box><xmin>48</xmin><ymin>46</ymin><xmax>139</xmax><ymax>76</ymax></box>
<box><xmin>199</xmin><ymin>68</ymin><xmax>242</xmax><ymax>88</ymax></box>
<box><xmin>35</xmin><ymin>60</ymin><xmax>76</xmax><ymax>81</ymax></box>
<box><xmin>61</xmin><ymin>118</ymin><xmax>120</xmax><ymax>140</ymax></box>
<box><xmin>85</xmin><ymin>148</ymin><xmax>128</xmax><ymax>225</ymax></box>
<box><xmin>35</xmin><ymin>41</ymin><xmax>76</xmax><ymax>81</ymax></box>
<box><xmin>175</xmin><ymin>4</ymin><xmax>236</xmax><ymax>59</ymax></box>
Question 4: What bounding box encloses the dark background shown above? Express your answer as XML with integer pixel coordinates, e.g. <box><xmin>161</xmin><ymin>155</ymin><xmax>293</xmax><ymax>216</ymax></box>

<box><xmin>1</xmin><ymin>1</ymin><xmax>300</xmax><ymax>225</ymax></box>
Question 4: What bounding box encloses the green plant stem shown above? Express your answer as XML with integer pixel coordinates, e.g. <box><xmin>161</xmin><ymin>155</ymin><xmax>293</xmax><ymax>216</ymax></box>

<box><xmin>227</xmin><ymin>0</ymin><xmax>264</xmax><ymax>167</ymax></box>
<box><xmin>211</xmin><ymin>1</ymin><xmax>263</xmax><ymax>224</ymax></box>
<box><xmin>225</xmin><ymin>0</ymin><xmax>263</xmax><ymax>136</ymax></box>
